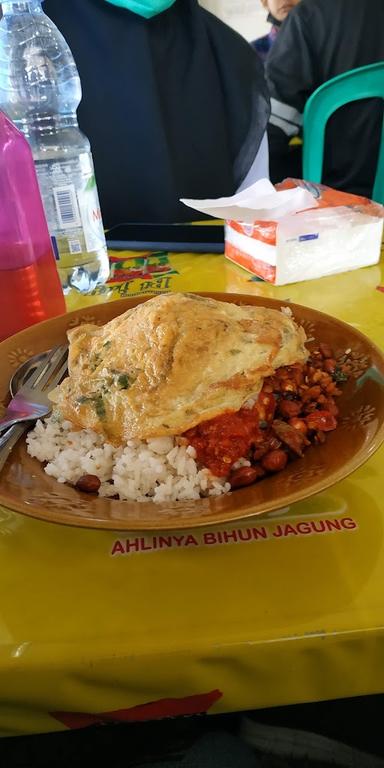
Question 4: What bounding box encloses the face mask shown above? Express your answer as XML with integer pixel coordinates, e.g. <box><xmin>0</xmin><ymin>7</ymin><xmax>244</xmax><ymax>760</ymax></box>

<box><xmin>105</xmin><ymin>0</ymin><xmax>176</xmax><ymax>19</ymax></box>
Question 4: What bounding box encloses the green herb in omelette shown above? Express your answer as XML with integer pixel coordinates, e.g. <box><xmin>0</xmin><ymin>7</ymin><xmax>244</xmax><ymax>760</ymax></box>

<box><xmin>77</xmin><ymin>395</ymin><xmax>95</xmax><ymax>405</ymax></box>
<box><xmin>76</xmin><ymin>393</ymin><xmax>106</xmax><ymax>420</ymax></box>
<box><xmin>113</xmin><ymin>370</ymin><xmax>139</xmax><ymax>389</ymax></box>
<box><xmin>94</xmin><ymin>395</ymin><xmax>106</xmax><ymax>419</ymax></box>
<box><xmin>117</xmin><ymin>373</ymin><xmax>130</xmax><ymax>389</ymax></box>
<box><xmin>90</xmin><ymin>352</ymin><xmax>103</xmax><ymax>371</ymax></box>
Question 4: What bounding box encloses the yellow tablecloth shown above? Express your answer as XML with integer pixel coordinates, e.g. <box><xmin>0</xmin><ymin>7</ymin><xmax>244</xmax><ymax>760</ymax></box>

<box><xmin>1</xmin><ymin>250</ymin><xmax>384</xmax><ymax>737</ymax></box>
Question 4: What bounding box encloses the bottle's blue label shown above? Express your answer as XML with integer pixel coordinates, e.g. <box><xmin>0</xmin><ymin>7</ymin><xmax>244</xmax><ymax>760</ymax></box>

<box><xmin>298</xmin><ymin>233</ymin><xmax>319</xmax><ymax>242</ymax></box>
<box><xmin>51</xmin><ymin>236</ymin><xmax>60</xmax><ymax>261</ymax></box>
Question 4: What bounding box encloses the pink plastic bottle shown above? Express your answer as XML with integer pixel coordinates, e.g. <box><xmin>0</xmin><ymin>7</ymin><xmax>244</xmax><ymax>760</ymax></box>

<box><xmin>0</xmin><ymin>112</ymin><xmax>66</xmax><ymax>342</ymax></box>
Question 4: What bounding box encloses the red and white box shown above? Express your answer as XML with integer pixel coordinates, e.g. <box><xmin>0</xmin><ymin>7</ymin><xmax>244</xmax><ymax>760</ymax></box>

<box><xmin>225</xmin><ymin>180</ymin><xmax>384</xmax><ymax>285</ymax></box>
<box><xmin>182</xmin><ymin>178</ymin><xmax>384</xmax><ymax>286</ymax></box>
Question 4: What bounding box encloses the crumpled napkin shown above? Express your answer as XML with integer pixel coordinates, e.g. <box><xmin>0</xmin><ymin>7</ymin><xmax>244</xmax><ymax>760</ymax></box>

<box><xmin>181</xmin><ymin>178</ymin><xmax>316</xmax><ymax>224</ymax></box>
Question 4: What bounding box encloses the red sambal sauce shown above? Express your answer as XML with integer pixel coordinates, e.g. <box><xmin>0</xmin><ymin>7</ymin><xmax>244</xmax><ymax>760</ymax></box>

<box><xmin>184</xmin><ymin>391</ymin><xmax>276</xmax><ymax>477</ymax></box>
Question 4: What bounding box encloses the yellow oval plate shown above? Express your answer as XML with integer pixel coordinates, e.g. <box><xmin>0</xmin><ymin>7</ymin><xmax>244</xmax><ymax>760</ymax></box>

<box><xmin>0</xmin><ymin>293</ymin><xmax>383</xmax><ymax>531</ymax></box>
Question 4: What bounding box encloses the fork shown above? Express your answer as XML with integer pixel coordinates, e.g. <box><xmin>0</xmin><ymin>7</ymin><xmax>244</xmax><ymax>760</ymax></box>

<box><xmin>0</xmin><ymin>345</ymin><xmax>68</xmax><ymax>434</ymax></box>
<box><xmin>0</xmin><ymin>345</ymin><xmax>68</xmax><ymax>472</ymax></box>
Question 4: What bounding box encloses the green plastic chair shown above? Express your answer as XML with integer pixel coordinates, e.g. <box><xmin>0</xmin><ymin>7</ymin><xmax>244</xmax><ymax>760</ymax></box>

<box><xmin>303</xmin><ymin>62</ymin><xmax>384</xmax><ymax>204</ymax></box>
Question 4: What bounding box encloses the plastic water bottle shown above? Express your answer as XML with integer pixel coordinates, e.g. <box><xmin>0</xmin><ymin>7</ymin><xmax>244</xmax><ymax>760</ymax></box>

<box><xmin>0</xmin><ymin>0</ymin><xmax>109</xmax><ymax>294</ymax></box>
<box><xmin>0</xmin><ymin>111</ymin><xmax>66</xmax><ymax>341</ymax></box>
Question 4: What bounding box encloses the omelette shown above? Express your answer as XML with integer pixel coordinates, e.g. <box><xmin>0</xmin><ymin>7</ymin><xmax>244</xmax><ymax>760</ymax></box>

<box><xmin>50</xmin><ymin>293</ymin><xmax>308</xmax><ymax>443</ymax></box>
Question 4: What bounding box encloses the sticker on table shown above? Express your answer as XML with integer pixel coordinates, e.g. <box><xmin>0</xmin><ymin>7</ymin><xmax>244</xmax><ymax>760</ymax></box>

<box><xmin>92</xmin><ymin>252</ymin><xmax>179</xmax><ymax>298</ymax></box>
<box><xmin>51</xmin><ymin>689</ymin><xmax>223</xmax><ymax>729</ymax></box>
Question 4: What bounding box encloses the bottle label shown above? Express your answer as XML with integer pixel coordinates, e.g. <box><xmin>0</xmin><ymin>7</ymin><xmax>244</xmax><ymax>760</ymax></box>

<box><xmin>53</xmin><ymin>184</ymin><xmax>82</xmax><ymax>229</ymax></box>
<box><xmin>67</xmin><ymin>238</ymin><xmax>83</xmax><ymax>255</ymax></box>
<box><xmin>35</xmin><ymin>153</ymin><xmax>107</xmax><ymax>259</ymax></box>
<box><xmin>77</xmin><ymin>174</ymin><xmax>106</xmax><ymax>254</ymax></box>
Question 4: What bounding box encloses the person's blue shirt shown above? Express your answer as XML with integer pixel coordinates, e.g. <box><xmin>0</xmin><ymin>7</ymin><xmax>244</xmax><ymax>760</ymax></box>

<box><xmin>251</xmin><ymin>13</ymin><xmax>280</xmax><ymax>63</ymax></box>
<box><xmin>252</xmin><ymin>24</ymin><xmax>279</xmax><ymax>63</ymax></box>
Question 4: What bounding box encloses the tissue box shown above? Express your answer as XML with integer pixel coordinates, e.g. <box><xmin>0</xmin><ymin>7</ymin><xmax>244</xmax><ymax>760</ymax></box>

<box><xmin>225</xmin><ymin>179</ymin><xmax>384</xmax><ymax>285</ymax></box>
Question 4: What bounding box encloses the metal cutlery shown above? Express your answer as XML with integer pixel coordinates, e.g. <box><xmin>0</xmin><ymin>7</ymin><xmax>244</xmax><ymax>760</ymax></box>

<box><xmin>0</xmin><ymin>345</ymin><xmax>68</xmax><ymax>472</ymax></box>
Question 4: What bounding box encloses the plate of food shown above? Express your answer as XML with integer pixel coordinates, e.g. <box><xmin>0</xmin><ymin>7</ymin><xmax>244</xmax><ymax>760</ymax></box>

<box><xmin>0</xmin><ymin>292</ymin><xmax>383</xmax><ymax>530</ymax></box>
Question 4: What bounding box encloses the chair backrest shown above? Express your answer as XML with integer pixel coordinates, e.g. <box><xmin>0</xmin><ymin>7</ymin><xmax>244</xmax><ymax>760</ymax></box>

<box><xmin>303</xmin><ymin>62</ymin><xmax>384</xmax><ymax>204</ymax></box>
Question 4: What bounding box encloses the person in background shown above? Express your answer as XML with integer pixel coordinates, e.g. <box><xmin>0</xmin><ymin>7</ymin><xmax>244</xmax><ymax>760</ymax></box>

<box><xmin>252</xmin><ymin>0</ymin><xmax>299</xmax><ymax>62</ymax></box>
<box><xmin>42</xmin><ymin>0</ymin><xmax>270</xmax><ymax>227</ymax></box>
<box><xmin>266</xmin><ymin>0</ymin><xmax>384</xmax><ymax>197</ymax></box>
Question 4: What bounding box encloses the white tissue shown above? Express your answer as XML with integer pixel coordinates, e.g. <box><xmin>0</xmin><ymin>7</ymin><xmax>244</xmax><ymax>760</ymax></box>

<box><xmin>181</xmin><ymin>178</ymin><xmax>316</xmax><ymax>223</ymax></box>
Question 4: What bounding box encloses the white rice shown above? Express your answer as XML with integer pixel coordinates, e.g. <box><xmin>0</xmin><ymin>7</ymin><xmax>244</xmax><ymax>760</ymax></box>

<box><xmin>26</xmin><ymin>415</ymin><xmax>231</xmax><ymax>503</ymax></box>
